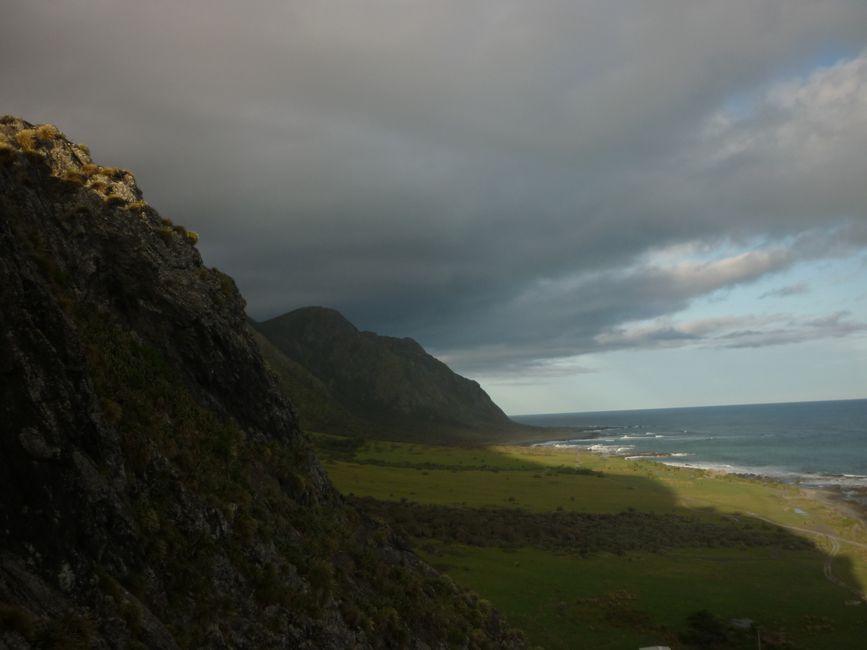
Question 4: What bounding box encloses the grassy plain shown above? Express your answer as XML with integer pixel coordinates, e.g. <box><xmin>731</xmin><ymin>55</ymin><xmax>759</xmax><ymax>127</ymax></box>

<box><xmin>315</xmin><ymin>434</ymin><xmax>867</xmax><ymax>649</ymax></box>
<box><xmin>428</xmin><ymin>545</ymin><xmax>864</xmax><ymax>650</ymax></box>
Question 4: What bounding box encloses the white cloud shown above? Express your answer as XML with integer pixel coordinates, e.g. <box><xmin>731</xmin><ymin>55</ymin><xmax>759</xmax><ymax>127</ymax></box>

<box><xmin>595</xmin><ymin>311</ymin><xmax>866</xmax><ymax>351</ymax></box>
<box><xmin>699</xmin><ymin>51</ymin><xmax>867</xmax><ymax>221</ymax></box>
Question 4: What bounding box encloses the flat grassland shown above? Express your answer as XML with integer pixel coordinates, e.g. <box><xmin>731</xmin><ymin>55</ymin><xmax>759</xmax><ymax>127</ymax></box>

<box><xmin>315</xmin><ymin>434</ymin><xmax>867</xmax><ymax>649</ymax></box>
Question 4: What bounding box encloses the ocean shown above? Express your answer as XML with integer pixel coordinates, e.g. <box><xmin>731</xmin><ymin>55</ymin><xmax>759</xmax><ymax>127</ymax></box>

<box><xmin>513</xmin><ymin>399</ymin><xmax>867</xmax><ymax>491</ymax></box>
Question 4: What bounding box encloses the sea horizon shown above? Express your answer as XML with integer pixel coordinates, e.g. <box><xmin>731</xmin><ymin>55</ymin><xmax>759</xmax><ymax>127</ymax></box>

<box><xmin>509</xmin><ymin>396</ymin><xmax>867</xmax><ymax>420</ymax></box>
<box><xmin>513</xmin><ymin>398</ymin><xmax>867</xmax><ymax>496</ymax></box>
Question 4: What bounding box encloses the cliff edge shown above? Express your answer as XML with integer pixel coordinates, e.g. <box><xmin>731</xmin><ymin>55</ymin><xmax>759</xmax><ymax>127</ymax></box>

<box><xmin>0</xmin><ymin>117</ymin><xmax>525</xmax><ymax>649</ymax></box>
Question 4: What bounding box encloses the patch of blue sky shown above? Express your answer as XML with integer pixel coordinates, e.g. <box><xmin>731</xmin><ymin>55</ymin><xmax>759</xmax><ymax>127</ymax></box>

<box><xmin>801</xmin><ymin>42</ymin><xmax>861</xmax><ymax>72</ymax></box>
<box><xmin>720</xmin><ymin>44</ymin><xmax>862</xmax><ymax>121</ymax></box>
<box><xmin>721</xmin><ymin>88</ymin><xmax>764</xmax><ymax>120</ymax></box>
<box><xmin>489</xmin><ymin>253</ymin><xmax>867</xmax><ymax>413</ymax></box>
<box><xmin>496</xmin><ymin>335</ymin><xmax>867</xmax><ymax>414</ymax></box>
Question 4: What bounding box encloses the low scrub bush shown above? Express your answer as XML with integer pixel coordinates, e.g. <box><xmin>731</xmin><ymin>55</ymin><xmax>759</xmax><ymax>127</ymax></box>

<box><xmin>35</xmin><ymin>123</ymin><xmax>61</xmax><ymax>141</ymax></box>
<box><xmin>15</xmin><ymin>129</ymin><xmax>38</xmax><ymax>151</ymax></box>
<box><xmin>62</xmin><ymin>169</ymin><xmax>87</xmax><ymax>185</ymax></box>
<box><xmin>350</xmin><ymin>496</ymin><xmax>812</xmax><ymax>555</ymax></box>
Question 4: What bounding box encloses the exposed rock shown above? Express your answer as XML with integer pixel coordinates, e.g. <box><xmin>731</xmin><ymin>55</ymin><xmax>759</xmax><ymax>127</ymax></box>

<box><xmin>0</xmin><ymin>117</ymin><xmax>528</xmax><ymax>649</ymax></box>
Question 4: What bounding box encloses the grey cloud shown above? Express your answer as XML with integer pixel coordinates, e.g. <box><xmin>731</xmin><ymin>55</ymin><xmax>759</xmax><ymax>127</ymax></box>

<box><xmin>434</xmin><ymin>246</ymin><xmax>800</xmax><ymax>373</ymax></box>
<box><xmin>3</xmin><ymin>1</ymin><xmax>867</xmax><ymax>376</ymax></box>
<box><xmin>442</xmin><ymin>355</ymin><xmax>598</xmax><ymax>387</ymax></box>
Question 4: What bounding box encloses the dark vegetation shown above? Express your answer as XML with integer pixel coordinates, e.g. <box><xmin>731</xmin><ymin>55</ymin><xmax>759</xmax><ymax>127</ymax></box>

<box><xmin>79</xmin><ymin>310</ymin><xmax>523</xmax><ymax>648</ymax></box>
<box><xmin>315</xmin><ymin>435</ymin><xmax>601</xmax><ymax>475</ymax></box>
<box><xmin>350</xmin><ymin>497</ymin><xmax>811</xmax><ymax>555</ymax></box>
<box><xmin>252</xmin><ymin>328</ymin><xmax>370</xmax><ymax>437</ymax></box>
<box><xmin>680</xmin><ymin>610</ymin><xmax>731</xmax><ymax>648</ymax></box>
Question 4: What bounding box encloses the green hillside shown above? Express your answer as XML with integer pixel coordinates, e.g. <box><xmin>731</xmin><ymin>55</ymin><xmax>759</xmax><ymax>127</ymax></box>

<box><xmin>254</xmin><ymin>306</ymin><xmax>536</xmax><ymax>442</ymax></box>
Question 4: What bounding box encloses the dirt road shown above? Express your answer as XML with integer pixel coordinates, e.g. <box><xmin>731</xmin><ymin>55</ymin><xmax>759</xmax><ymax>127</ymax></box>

<box><xmin>746</xmin><ymin>511</ymin><xmax>866</xmax><ymax>600</ymax></box>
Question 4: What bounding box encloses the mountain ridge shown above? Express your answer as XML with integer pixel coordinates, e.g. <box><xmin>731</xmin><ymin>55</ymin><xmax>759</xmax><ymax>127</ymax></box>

<box><xmin>254</xmin><ymin>306</ymin><xmax>531</xmax><ymax>442</ymax></box>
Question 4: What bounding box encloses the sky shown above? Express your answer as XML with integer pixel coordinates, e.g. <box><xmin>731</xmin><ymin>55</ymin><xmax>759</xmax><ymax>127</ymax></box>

<box><xmin>3</xmin><ymin>1</ymin><xmax>866</xmax><ymax>414</ymax></box>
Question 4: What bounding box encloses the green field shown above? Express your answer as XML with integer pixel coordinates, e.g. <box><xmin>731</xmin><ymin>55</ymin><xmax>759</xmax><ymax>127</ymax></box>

<box><xmin>314</xmin><ymin>434</ymin><xmax>867</xmax><ymax>649</ymax></box>
<box><xmin>423</xmin><ymin>545</ymin><xmax>866</xmax><ymax>650</ymax></box>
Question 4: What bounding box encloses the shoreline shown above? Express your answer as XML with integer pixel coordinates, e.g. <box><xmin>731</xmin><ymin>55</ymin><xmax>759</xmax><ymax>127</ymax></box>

<box><xmin>808</xmin><ymin>485</ymin><xmax>867</xmax><ymax>530</ymax></box>
<box><xmin>506</xmin><ymin>425</ymin><xmax>613</xmax><ymax>446</ymax></box>
<box><xmin>611</xmin><ymin>450</ymin><xmax>867</xmax><ymax>529</ymax></box>
<box><xmin>660</xmin><ymin>462</ymin><xmax>867</xmax><ymax>526</ymax></box>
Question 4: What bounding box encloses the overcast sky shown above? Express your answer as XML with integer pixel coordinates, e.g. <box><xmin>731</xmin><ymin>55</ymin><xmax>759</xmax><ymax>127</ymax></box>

<box><xmin>3</xmin><ymin>1</ymin><xmax>866</xmax><ymax>414</ymax></box>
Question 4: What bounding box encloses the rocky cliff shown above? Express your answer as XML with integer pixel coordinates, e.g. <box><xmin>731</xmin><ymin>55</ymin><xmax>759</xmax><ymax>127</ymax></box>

<box><xmin>0</xmin><ymin>116</ymin><xmax>526</xmax><ymax>648</ymax></box>
<box><xmin>255</xmin><ymin>307</ymin><xmax>528</xmax><ymax>442</ymax></box>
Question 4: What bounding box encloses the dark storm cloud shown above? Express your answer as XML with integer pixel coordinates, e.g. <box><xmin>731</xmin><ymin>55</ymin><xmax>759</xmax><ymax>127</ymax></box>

<box><xmin>3</xmin><ymin>1</ymin><xmax>867</xmax><ymax>375</ymax></box>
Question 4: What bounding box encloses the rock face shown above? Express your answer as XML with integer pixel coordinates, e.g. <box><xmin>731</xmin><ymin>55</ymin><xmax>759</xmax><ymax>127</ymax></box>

<box><xmin>0</xmin><ymin>117</ymin><xmax>526</xmax><ymax>649</ymax></box>
<box><xmin>255</xmin><ymin>307</ymin><xmax>527</xmax><ymax>441</ymax></box>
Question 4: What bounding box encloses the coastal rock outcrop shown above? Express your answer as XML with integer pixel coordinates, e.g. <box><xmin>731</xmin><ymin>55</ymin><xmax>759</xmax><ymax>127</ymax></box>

<box><xmin>0</xmin><ymin>116</ymin><xmax>526</xmax><ymax>648</ymax></box>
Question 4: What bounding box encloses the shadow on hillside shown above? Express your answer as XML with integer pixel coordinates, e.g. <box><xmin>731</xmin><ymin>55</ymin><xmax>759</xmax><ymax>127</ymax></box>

<box><xmin>316</xmin><ymin>435</ymin><xmax>867</xmax><ymax>647</ymax></box>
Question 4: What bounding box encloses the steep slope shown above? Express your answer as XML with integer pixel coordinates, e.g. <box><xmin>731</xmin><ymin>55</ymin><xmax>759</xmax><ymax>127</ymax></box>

<box><xmin>0</xmin><ymin>117</ymin><xmax>526</xmax><ymax>649</ymax></box>
<box><xmin>255</xmin><ymin>307</ymin><xmax>528</xmax><ymax>441</ymax></box>
<box><xmin>249</xmin><ymin>327</ymin><xmax>369</xmax><ymax>437</ymax></box>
